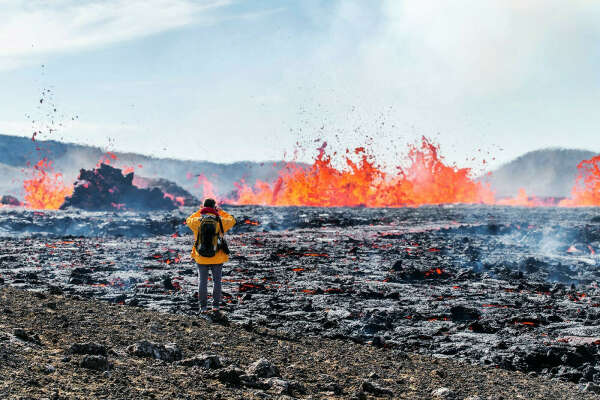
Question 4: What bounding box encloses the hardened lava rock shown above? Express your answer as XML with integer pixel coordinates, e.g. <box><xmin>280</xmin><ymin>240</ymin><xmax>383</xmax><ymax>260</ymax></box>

<box><xmin>68</xmin><ymin>342</ymin><xmax>107</xmax><ymax>356</ymax></box>
<box><xmin>1</xmin><ymin>195</ymin><xmax>21</xmax><ymax>206</ymax></box>
<box><xmin>2</xmin><ymin>205</ymin><xmax>600</xmax><ymax>385</ymax></box>
<box><xmin>127</xmin><ymin>340</ymin><xmax>182</xmax><ymax>362</ymax></box>
<box><xmin>60</xmin><ymin>163</ymin><xmax>180</xmax><ymax>211</ymax></box>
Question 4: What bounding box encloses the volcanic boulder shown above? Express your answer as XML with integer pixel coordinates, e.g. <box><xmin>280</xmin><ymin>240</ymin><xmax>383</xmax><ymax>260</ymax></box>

<box><xmin>127</xmin><ymin>340</ymin><xmax>182</xmax><ymax>362</ymax></box>
<box><xmin>68</xmin><ymin>342</ymin><xmax>107</xmax><ymax>356</ymax></box>
<box><xmin>60</xmin><ymin>164</ymin><xmax>181</xmax><ymax>211</ymax></box>
<box><xmin>361</xmin><ymin>381</ymin><xmax>394</xmax><ymax>397</ymax></box>
<box><xmin>1</xmin><ymin>195</ymin><xmax>21</xmax><ymax>206</ymax></box>
<box><xmin>13</xmin><ymin>328</ymin><xmax>41</xmax><ymax>345</ymax></box>
<box><xmin>246</xmin><ymin>358</ymin><xmax>280</xmax><ymax>378</ymax></box>
<box><xmin>80</xmin><ymin>355</ymin><xmax>111</xmax><ymax>370</ymax></box>
<box><xmin>177</xmin><ymin>354</ymin><xmax>223</xmax><ymax>369</ymax></box>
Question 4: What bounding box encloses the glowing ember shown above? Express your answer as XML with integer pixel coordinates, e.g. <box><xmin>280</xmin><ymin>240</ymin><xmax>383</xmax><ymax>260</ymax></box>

<box><xmin>559</xmin><ymin>155</ymin><xmax>600</xmax><ymax>207</ymax></box>
<box><xmin>96</xmin><ymin>152</ymin><xmax>118</xmax><ymax>168</ymax></box>
<box><xmin>231</xmin><ymin>137</ymin><xmax>495</xmax><ymax>207</ymax></box>
<box><xmin>424</xmin><ymin>267</ymin><xmax>444</xmax><ymax>277</ymax></box>
<box><xmin>163</xmin><ymin>192</ymin><xmax>185</xmax><ymax>207</ymax></box>
<box><xmin>514</xmin><ymin>321</ymin><xmax>536</xmax><ymax>326</ymax></box>
<box><xmin>97</xmin><ymin>152</ymin><xmax>139</xmax><ymax>175</ymax></box>
<box><xmin>23</xmin><ymin>158</ymin><xmax>73</xmax><ymax>210</ymax></box>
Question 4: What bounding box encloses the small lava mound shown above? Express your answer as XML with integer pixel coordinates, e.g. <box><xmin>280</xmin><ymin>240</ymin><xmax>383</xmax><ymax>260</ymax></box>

<box><xmin>61</xmin><ymin>164</ymin><xmax>184</xmax><ymax>211</ymax></box>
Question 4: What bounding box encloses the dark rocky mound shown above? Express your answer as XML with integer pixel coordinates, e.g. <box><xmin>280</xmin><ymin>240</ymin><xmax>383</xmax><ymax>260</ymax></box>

<box><xmin>133</xmin><ymin>176</ymin><xmax>200</xmax><ymax>207</ymax></box>
<box><xmin>60</xmin><ymin>164</ymin><xmax>178</xmax><ymax>211</ymax></box>
<box><xmin>1</xmin><ymin>195</ymin><xmax>21</xmax><ymax>206</ymax></box>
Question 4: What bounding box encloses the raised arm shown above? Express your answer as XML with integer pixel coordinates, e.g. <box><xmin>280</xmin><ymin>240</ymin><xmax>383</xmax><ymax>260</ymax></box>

<box><xmin>185</xmin><ymin>210</ymin><xmax>203</xmax><ymax>233</ymax></box>
<box><xmin>218</xmin><ymin>209</ymin><xmax>236</xmax><ymax>233</ymax></box>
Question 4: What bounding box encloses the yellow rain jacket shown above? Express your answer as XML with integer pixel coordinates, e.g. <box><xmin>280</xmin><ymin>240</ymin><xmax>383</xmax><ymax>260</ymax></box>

<box><xmin>186</xmin><ymin>208</ymin><xmax>236</xmax><ymax>265</ymax></box>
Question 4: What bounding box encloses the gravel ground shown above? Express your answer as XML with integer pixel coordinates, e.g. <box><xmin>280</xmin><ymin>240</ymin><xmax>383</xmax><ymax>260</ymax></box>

<box><xmin>0</xmin><ymin>287</ymin><xmax>597</xmax><ymax>400</ymax></box>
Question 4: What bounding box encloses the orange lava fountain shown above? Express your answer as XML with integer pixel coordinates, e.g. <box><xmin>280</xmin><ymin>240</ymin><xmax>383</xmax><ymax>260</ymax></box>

<box><xmin>232</xmin><ymin>137</ymin><xmax>496</xmax><ymax>207</ymax></box>
<box><xmin>23</xmin><ymin>158</ymin><xmax>74</xmax><ymax>210</ymax></box>
<box><xmin>196</xmin><ymin>174</ymin><xmax>219</xmax><ymax>200</ymax></box>
<box><xmin>559</xmin><ymin>155</ymin><xmax>600</xmax><ymax>207</ymax></box>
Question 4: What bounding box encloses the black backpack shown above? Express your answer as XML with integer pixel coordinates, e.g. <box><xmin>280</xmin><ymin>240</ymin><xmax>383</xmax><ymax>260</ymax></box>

<box><xmin>195</xmin><ymin>215</ymin><xmax>219</xmax><ymax>257</ymax></box>
<box><xmin>195</xmin><ymin>214</ymin><xmax>231</xmax><ymax>257</ymax></box>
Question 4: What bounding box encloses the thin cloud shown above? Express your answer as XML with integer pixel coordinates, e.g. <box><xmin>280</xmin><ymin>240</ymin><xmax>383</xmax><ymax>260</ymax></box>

<box><xmin>356</xmin><ymin>0</ymin><xmax>600</xmax><ymax>97</ymax></box>
<box><xmin>0</xmin><ymin>0</ymin><xmax>233</xmax><ymax>69</ymax></box>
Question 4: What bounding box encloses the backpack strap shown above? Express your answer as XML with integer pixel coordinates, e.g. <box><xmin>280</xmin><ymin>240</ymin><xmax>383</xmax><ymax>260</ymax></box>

<box><xmin>217</xmin><ymin>215</ymin><xmax>225</xmax><ymax>237</ymax></box>
<box><xmin>216</xmin><ymin>214</ymin><xmax>231</xmax><ymax>255</ymax></box>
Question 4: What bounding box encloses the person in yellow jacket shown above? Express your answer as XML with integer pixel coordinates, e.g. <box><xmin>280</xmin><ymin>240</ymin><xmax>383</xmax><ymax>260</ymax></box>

<box><xmin>186</xmin><ymin>198</ymin><xmax>236</xmax><ymax>313</ymax></box>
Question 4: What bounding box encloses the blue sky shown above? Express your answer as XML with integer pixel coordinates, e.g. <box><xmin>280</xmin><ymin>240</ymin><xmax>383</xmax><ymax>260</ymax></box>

<box><xmin>1</xmin><ymin>0</ymin><xmax>600</xmax><ymax>171</ymax></box>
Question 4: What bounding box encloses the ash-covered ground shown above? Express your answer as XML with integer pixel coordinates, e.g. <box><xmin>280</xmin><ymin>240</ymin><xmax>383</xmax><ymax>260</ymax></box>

<box><xmin>2</xmin><ymin>205</ymin><xmax>600</xmax><ymax>387</ymax></box>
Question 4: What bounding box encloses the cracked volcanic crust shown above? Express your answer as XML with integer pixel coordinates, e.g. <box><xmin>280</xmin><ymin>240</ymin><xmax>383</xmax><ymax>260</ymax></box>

<box><xmin>0</xmin><ymin>287</ymin><xmax>595</xmax><ymax>399</ymax></box>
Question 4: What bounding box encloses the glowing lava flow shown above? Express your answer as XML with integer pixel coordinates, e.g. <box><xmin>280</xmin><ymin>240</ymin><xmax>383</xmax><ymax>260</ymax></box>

<box><xmin>232</xmin><ymin>137</ymin><xmax>495</xmax><ymax>207</ymax></box>
<box><xmin>559</xmin><ymin>155</ymin><xmax>600</xmax><ymax>207</ymax></box>
<box><xmin>495</xmin><ymin>189</ymin><xmax>557</xmax><ymax>207</ymax></box>
<box><xmin>23</xmin><ymin>158</ymin><xmax>73</xmax><ymax>210</ymax></box>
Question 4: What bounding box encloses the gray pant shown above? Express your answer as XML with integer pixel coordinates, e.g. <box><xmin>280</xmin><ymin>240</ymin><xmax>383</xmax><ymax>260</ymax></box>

<box><xmin>198</xmin><ymin>264</ymin><xmax>222</xmax><ymax>309</ymax></box>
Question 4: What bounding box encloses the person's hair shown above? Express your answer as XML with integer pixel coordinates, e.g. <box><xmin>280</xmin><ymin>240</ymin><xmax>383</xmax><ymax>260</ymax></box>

<box><xmin>203</xmin><ymin>198</ymin><xmax>216</xmax><ymax>208</ymax></box>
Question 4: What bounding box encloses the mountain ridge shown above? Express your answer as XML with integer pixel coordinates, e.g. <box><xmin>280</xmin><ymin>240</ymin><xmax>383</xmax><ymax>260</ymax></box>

<box><xmin>0</xmin><ymin>133</ymin><xmax>597</xmax><ymax>200</ymax></box>
<box><xmin>0</xmin><ymin>134</ymin><xmax>291</xmax><ymax>199</ymax></box>
<box><xmin>483</xmin><ymin>148</ymin><xmax>597</xmax><ymax>198</ymax></box>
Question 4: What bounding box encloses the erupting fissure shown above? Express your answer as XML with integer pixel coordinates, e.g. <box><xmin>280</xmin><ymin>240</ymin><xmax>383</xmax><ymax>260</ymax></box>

<box><xmin>220</xmin><ymin>137</ymin><xmax>600</xmax><ymax>208</ymax></box>
<box><xmin>23</xmin><ymin>158</ymin><xmax>73</xmax><ymax>210</ymax></box>
<box><xmin>18</xmin><ymin>136</ymin><xmax>600</xmax><ymax>210</ymax></box>
<box><xmin>232</xmin><ymin>137</ymin><xmax>496</xmax><ymax>207</ymax></box>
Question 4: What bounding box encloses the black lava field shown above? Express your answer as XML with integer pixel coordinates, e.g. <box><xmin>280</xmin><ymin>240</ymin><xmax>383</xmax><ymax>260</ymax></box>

<box><xmin>2</xmin><ymin>205</ymin><xmax>600</xmax><ymax>385</ymax></box>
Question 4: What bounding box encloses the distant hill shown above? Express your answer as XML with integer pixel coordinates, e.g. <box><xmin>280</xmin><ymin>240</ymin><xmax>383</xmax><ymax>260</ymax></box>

<box><xmin>0</xmin><ymin>134</ymin><xmax>291</xmax><ymax>200</ymax></box>
<box><xmin>484</xmin><ymin>148</ymin><xmax>598</xmax><ymax>198</ymax></box>
<box><xmin>0</xmin><ymin>162</ymin><xmax>23</xmax><ymax>198</ymax></box>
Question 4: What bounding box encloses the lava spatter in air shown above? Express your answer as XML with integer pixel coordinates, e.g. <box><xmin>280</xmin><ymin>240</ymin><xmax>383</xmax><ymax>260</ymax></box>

<box><xmin>23</xmin><ymin>158</ymin><xmax>73</xmax><ymax>210</ymax></box>
<box><xmin>196</xmin><ymin>174</ymin><xmax>218</xmax><ymax>200</ymax></box>
<box><xmin>232</xmin><ymin>136</ymin><xmax>495</xmax><ymax>207</ymax></box>
<box><xmin>21</xmin><ymin>87</ymin><xmax>78</xmax><ymax>210</ymax></box>
<box><xmin>559</xmin><ymin>155</ymin><xmax>600</xmax><ymax>207</ymax></box>
<box><xmin>96</xmin><ymin>151</ymin><xmax>141</xmax><ymax>175</ymax></box>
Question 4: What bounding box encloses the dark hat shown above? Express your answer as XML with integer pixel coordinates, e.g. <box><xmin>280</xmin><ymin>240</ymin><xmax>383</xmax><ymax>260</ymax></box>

<box><xmin>203</xmin><ymin>198</ymin><xmax>216</xmax><ymax>208</ymax></box>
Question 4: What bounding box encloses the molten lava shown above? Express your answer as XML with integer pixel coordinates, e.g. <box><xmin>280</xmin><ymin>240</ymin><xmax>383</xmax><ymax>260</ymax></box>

<box><xmin>196</xmin><ymin>174</ymin><xmax>218</xmax><ymax>200</ymax></box>
<box><xmin>496</xmin><ymin>189</ymin><xmax>547</xmax><ymax>207</ymax></box>
<box><xmin>96</xmin><ymin>152</ymin><xmax>139</xmax><ymax>175</ymax></box>
<box><xmin>163</xmin><ymin>193</ymin><xmax>185</xmax><ymax>207</ymax></box>
<box><xmin>23</xmin><ymin>158</ymin><xmax>73</xmax><ymax>210</ymax></box>
<box><xmin>559</xmin><ymin>155</ymin><xmax>600</xmax><ymax>207</ymax></box>
<box><xmin>232</xmin><ymin>137</ymin><xmax>495</xmax><ymax>207</ymax></box>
